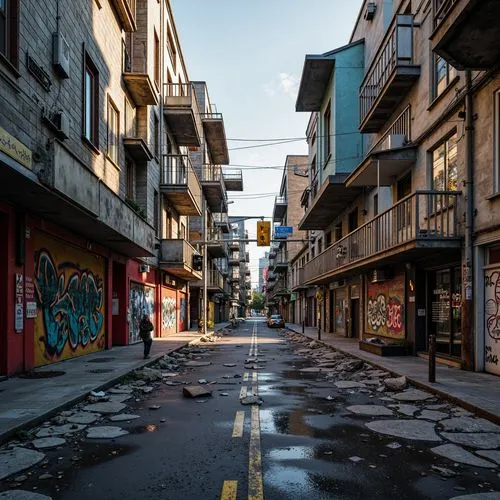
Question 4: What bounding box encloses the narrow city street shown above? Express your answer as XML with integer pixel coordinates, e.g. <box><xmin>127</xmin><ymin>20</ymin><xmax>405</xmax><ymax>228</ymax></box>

<box><xmin>0</xmin><ymin>320</ymin><xmax>499</xmax><ymax>500</ymax></box>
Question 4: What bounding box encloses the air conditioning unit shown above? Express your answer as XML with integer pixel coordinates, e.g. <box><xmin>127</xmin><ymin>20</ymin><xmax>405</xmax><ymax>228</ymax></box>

<box><xmin>52</xmin><ymin>32</ymin><xmax>70</xmax><ymax>79</ymax></box>
<box><xmin>379</xmin><ymin>134</ymin><xmax>406</xmax><ymax>151</ymax></box>
<box><xmin>52</xmin><ymin>111</ymin><xmax>69</xmax><ymax>140</ymax></box>
<box><xmin>364</xmin><ymin>2</ymin><xmax>377</xmax><ymax>21</ymax></box>
<box><xmin>139</xmin><ymin>264</ymin><xmax>150</xmax><ymax>273</ymax></box>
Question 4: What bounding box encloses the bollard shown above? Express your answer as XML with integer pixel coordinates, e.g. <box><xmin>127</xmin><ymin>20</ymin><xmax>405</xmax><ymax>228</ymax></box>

<box><xmin>428</xmin><ymin>334</ymin><xmax>436</xmax><ymax>383</ymax></box>
<box><xmin>302</xmin><ymin>320</ymin><xmax>305</xmax><ymax>334</ymax></box>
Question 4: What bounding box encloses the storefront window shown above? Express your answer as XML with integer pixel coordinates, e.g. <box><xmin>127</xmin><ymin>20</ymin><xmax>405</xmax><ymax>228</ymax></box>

<box><xmin>334</xmin><ymin>289</ymin><xmax>346</xmax><ymax>335</ymax></box>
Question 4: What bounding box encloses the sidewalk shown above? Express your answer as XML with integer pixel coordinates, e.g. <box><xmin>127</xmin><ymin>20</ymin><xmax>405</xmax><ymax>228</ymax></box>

<box><xmin>286</xmin><ymin>323</ymin><xmax>500</xmax><ymax>425</ymax></box>
<box><xmin>0</xmin><ymin>323</ymin><xmax>229</xmax><ymax>444</ymax></box>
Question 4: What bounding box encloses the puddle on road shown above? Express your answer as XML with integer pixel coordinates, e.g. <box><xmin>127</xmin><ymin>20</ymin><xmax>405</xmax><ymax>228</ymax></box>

<box><xmin>268</xmin><ymin>446</ymin><xmax>313</xmax><ymax>460</ymax></box>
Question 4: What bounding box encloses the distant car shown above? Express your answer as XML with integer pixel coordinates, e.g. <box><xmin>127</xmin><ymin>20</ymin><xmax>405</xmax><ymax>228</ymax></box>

<box><xmin>267</xmin><ymin>314</ymin><xmax>285</xmax><ymax>328</ymax></box>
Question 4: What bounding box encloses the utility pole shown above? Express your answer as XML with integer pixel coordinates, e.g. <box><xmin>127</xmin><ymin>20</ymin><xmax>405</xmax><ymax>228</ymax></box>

<box><xmin>462</xmin><ymin>70</ymin><xmax>474</xmax><ymax>371</ymax></box>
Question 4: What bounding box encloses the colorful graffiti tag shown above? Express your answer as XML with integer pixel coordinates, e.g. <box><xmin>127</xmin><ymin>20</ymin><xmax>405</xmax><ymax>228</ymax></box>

<box><xmin>179</xmin><ymin>297</ymin><xmax>187</xmax><ymax>331</ymax></box>
<box><xmin>485</xmin><ymin>268</ymin><xmax>500</xmax><ymax>375</ymax></box>
<box><xmin>129</xmin><ymin>282</ymin><xmax>155</xmax><ymax>343</ymax></box>
<box><xmin>162</xmin><ymin>297</ymin><xmax>176</xmax><ymax>330</ymax></box>
<box><xmin>34</xmin><ymin>233</ymin><xmax>105</xmax><ymax>366</ymax></box>
<box><xmin>366</xmin><ymin>275</ymin><xmax>405</xmax><ymax>339</ymax></box>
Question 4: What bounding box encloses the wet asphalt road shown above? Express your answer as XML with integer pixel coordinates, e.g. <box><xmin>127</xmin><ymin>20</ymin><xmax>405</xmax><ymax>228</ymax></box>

<box><xmin>2</xmin><ymin>318</ymin><xmax>500</xmax><ymax>499</ymax></box>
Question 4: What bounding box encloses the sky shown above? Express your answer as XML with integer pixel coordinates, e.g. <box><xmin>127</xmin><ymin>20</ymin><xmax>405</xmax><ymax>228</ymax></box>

<box><xmin>170</xmin><ymin>0</ymin><xmax>363</xmax><ymax>286</ymax></box>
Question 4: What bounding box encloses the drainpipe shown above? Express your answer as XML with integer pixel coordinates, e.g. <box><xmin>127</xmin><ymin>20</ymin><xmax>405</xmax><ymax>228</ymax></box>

<box><xmin>462</xmin><ymin>70</ymin><xmax>474</xmax><ymax>371</ymax></box>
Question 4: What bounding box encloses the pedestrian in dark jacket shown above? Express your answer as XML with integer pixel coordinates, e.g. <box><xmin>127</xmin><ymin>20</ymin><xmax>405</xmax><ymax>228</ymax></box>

<box><xmin>139</xmin><ymin>314</ymin><xmax>154</xmax><ymax>359</ymax></box>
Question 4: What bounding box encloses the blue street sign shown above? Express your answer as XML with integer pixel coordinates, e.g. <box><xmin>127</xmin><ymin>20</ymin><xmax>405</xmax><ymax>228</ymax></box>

<box><xmin>274</xmin><ymin>226</ymin><xmax>293</xmax><ymax>238</ymax></box>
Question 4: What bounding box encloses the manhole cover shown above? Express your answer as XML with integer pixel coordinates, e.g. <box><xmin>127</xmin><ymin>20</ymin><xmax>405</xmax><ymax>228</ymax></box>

<box><xmin>87</xmin><ymin>357</ymin><xmax>115</xmax><ymax>363</ymax></box>
<box><xmin>19</xmin><ymin>370</ymin><xmax>66</xmax><ymax>379</ymax></box>
<box><xmin>87</xmin><ymin>368</ymin><xmax>115</xmax><ymax>374</ymax></box>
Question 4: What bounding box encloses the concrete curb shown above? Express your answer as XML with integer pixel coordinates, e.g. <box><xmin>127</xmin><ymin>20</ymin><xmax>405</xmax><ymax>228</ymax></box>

<box><xmin>0</xmin><ymin>323</ymin><xmax>232</xmax><ymax>445</ymax></box>
<box><xmin>286</xmin><ymin>328</ymin><xmax>500</xmax><ymax>426</ymax></box>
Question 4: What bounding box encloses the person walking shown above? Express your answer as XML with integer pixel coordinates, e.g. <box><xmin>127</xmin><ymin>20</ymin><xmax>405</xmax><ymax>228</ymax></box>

<box><xmin>139</xmin><ymin>314</ymin><xmax>154</xmax><ymax>359</ymax></box>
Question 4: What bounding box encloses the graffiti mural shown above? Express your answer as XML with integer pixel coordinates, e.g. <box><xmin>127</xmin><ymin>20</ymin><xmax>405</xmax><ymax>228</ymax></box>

<box><xmin>162</xmin><ymin>297</ymin><xmax>176</xmax><ymax>330</ymax></box>
<box><xmin>366</xmin><ymin>275</ymin><xmax>405</xmax><ymax>339</ymax></box>
<box><xmin>34</xmin><ymin>233</ymin><xmax>105</xmax><ymax>366</ymax></box>
<box><xmin>485</xmin><ymin>268</ymin><xmax>500</xmax><ymax>375</ymax></box>
<box><xmin>129</xmin><ymin>282</ymin><xmax>155</xmax><ymax>343</ymax></box>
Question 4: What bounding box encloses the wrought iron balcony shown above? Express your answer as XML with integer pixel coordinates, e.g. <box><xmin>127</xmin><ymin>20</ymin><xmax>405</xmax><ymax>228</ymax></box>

<box><xmin>431</xmin><ymin>0</ymin><xmax>500</xmax><ymax>69</ymax></box>
<box><xmin>201</xmin><ymin>113</ymin><xmax>229</xmax><ymax>165</ymax></box>
<box><xmin>160</xmin><ymin>239</ymin><xmax>202</xmax><ymax>281</ymax></box>
<box><xmin>200</xmin><ymin>164</ymin><xmax>228</xmax><ymax>213</ymax></box>
<box><xmin>359</xmin><ymin>15</ymin><xmax>420</xmax><ymax>133</ymax></box>
<box><xmin>190</xmin><ymin>269</ymin><xmax>224</xmax><ymax>292</ymax></box>
<box><xmin>122</xmin><ymin>40</ymin><xmax>158</xmax><ymax>105</ymax></box>
<box><xmin>272</xmin><ymin>196</ymin><xmax>287</xmax><ymax>222</ymax></box>
<box><xmin>161</xmin><ymin>154</ymin><xmax>202</xmax><ymax>216</ymax></box>
<box><xmin>223</xmin><ymin>169</ymin><xmax>243</xmax><ymax>191</ymax></box>
<box><xmin>214</xmin><ymin>212</ymin><xmax>230</xmax><ymax>234</ymax></box>
<box><xmin>112</xmin><ymin>0</ymin><xmax>136</xmax><ymax>31</ymax></box>
<box><xmin>164</xmin><ymin>83</ymin><xmax>202</xmax><ymax>147</ymax></box>
<box><xmin>303</xmin><ymin>191</ymin><xmax>463</xmax><ymax>284</ymax></box>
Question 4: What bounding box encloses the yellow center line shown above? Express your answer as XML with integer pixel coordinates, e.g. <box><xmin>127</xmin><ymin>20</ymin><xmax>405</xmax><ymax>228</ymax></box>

<box><xmin>248</xmin><ymin>404</ymin><xmax>264</xmax><ymax>500</ymax></box>
<box><xmin>232</xmin><ymin>410</ymin><xmax>245</xmax><ymax>438</ymax></box>
<box><xmin>243</xmin><ymin>372</ymin><xmax>249</xmax><ymax>382</ymax></box>
<box><xmin>221</xmin><ymin>480</ymin><xmax>238</xmax><ymax>500</ymax></box>
<box><xmin>240</xmin><ymin>386</ymin><xmax>248</xmax><ymax>399</ymax></box>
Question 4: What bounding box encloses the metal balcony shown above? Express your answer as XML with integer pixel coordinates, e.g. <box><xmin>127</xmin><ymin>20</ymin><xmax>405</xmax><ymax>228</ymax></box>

<box><xmin>274</xmin><ymin>254</ymin><xmax>289</xmax><ymax>273</ymax></box>
<box><xmin>190</xmin><ymin>269</ymin><xmax>224</xmax><ymax>292</ymax></box>
<box><xmin>223</xmin><ymin>169</ymin><xmax>243</xmax><ymax>191</ymax></box>
<box><xmin>201</xmin><ymin>113</ymin><xmax>229</xmax><ymax>165</ymax></box>
<box><xmin>298</xmin><ymin>174</ymin><xmax>362</xmax><ymax>230</ymax></box>
<box><xmin>122</xmin><ymin>41</ymin><xmax>158</xmax><ymax>106</ymax></box>
<box><xmin>291</xmin><ymin>267</ymin><xmax>307</xmax><ymax>291</ymax></box>
<box><xmin>431</xmin><ymin>0</ymin><xmax>500</xmax><ymax>69</ymax></box>
<box><xmin>160</xmin><ymin>239</ymin><xmax>202</xmax><ymax>281</ymax></box>
<box><xmin>303</xmin><ymin>191</ymin><xmax>463</xmax><ymax>284</ymax></box>
<box><xmin>214</xmin><ymin>212</ymin><xmax>231</xmax><ymax>234</ymax></box>
<box><xmin>112</xmin><ymin>0</ymin><xmax>136</xmax><ymax>31</ymax></box>
<box><xmin>272</xmin><ymin>196</ymin><xmax>287</xmax><ymax>222</ymax></box>
<box><xmin>228</xmin><ymin>252</ymin><xmax>240</xmax><ymax>266</ymax></box>
<box><xmin>346</xmin><ymin>106</ymin><xmax>417</xmax><ymax>187</ymax></box>
<box><xmin>164</xmin><ymin>83</ymin><xmax>202</xmax><ymax>147</ymax></box>
<box><xmin>229</xmin><ymin>239</ymin><xmax>239</xmax><ymax>251</ymax></box>
<box><xmin>206</xmin><ymin>228</ymin><xmax>228</xmax><ymax>259</ymax></box>
<box><xmin>201</xmin><ymin>164</ymin><xmax>228</xmax><ymax>213</ymax></box>
<box><xmin>359</xmin><ymin>15</ymin><xmax>420</xmax><ymax>133</ymax></box>
<box><xmin>161</xmin><ymin>155</ymin><xmax>202</xmax><ymax>216</ymax></box>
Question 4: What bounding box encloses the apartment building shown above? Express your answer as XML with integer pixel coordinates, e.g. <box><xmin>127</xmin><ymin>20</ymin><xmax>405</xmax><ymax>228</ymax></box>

<box><xmin>292</xmin><ymin>0</ymin><xmax>500</xmax><ymax>375</ymax></box>
<box><xmin>0</xmin><ymin>0</ymin><xmax>231</xmax><ymax>375</ymax></box>
<box><xmin>266</xmin><ymin>155</ymin><xmax>309</xmax><ymax>323</ymax></box>
<box><xmin>229</xmin><ymin>217</ymin><xmax>251</xmax><ymax>318</ymax></box>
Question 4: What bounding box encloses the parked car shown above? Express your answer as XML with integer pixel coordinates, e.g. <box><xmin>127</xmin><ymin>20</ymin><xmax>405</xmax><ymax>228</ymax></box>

<box><xmin>267</xmin><ymin>314</ymin><xmax>285</xmax><ymax>328</ymax></box>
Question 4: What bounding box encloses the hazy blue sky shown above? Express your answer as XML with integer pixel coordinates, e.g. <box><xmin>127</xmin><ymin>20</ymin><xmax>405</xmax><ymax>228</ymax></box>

<box><xmin>171</xmin><ymin>0</ymin><xmax>363</xmax><ymax>284</ymax></box>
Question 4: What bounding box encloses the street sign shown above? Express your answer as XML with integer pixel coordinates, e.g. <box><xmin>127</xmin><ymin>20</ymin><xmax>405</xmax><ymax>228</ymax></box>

<box><xmin>274</xmin><ymin>226</ymin><xmax>293</xmax><ymax>239</ymax></box>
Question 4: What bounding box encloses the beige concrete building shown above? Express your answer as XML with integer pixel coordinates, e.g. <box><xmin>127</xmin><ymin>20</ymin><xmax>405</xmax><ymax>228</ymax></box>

<box><xmin>292</xmin><ymin>0</ymin><xmax>500</xmax><ymax>375</ymax></box>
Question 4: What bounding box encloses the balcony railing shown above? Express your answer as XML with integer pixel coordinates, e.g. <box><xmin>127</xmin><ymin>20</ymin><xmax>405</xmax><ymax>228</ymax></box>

<box><xmin>160</xmin><ymin>239</ymin><xmax>202</xmax><ymax>281</ymax></box>
<box><xmin>359</xmin><ymin>15</ymin><xmax>419</xmax><ymax>133</ymax></box>
<box><xmin>304</xmin><ymin>191</ymin><xmax>462</xmax><ymax>283</ymax></box>
<box><xmin>200</xmin><ymin>164</ymin><xmax>228</xmax><ymax>212</ymax></box>
<box><xmin>291</xmin><ymin>267</ymin><xmax>306</xmax><ymax>290</ymax></box>
<box><xmin>223</xmin><ymin>169</ymin><xmax>243</xmax><ymax>191</ymax></box>
<box><xmin>191</xmin><ymin>269</ymin><xmax>224</xmax><ymax>290</ymax></box>
<box><xmin>122</xmin><ymin>40</ymin><xmax>157</xmax><ymax>105</ymax></box>
<box><xmin>161</xmin><ymin>154</ymin><xmax>202</xmax><ymax>216</ymax></box>
<box><xmin>433</xmin><ymin>0</ymin><xmax>459</xmax><ymax>28</ymax></box>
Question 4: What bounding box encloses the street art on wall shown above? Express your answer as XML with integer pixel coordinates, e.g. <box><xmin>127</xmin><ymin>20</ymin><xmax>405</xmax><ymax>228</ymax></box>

<box><xmin>485</xmin><ymin>268</ymin><xmax>500</xmax><ymax>375</ymax></box>
<box><xmin>34</xmin><ymin>233</ymin><xmax>105</xmax><ymax>366</ymax></box>
<box><xmin>129</xmin><ymin>282</ymin><xmax>155</xmax><ymax>343</ymax></box>
<box><xmin>162</xmin><ymin>297</ymin><xmax>176</xmax><ymax>331</ymax></box>
<box><xmin>366</xmin><ymin>275</ymin><xmax>405</xmax><ymax>339</ymax></box>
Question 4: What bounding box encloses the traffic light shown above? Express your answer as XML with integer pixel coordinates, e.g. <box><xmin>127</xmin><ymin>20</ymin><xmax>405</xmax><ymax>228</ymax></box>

<box><xmin>257</xmin><ymin>221</ymin><xmax>270</xmax><ymax>247</ymax></box>
<box><xmin>192</xmin><ymin>254</ymin><xmax>203</xmax><ymax>271</ymax></box>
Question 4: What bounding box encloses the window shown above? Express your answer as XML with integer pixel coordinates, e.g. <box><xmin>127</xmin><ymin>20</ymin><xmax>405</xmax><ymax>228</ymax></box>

<box><xmin>153</xmin><ymin>114</ymin><xmax>159</xmax><ymax>157</ymax></box>
<box><xmin>433</xmin><ymin>54</ymin><xmax>457</xmax><ymax>99</ymax></box>
<box><xmin>124</xmin><ymin>96</ymin><xmax>135</xmax><ymax>138</ymax></box>
<box><xmin>0</xmin><ymin>0</ymin><xmax>19</xmax><ymax>68</ymax></box>
<box><xmin>326</xmin><ymin>231</ymin><xmax>332</xmax><ymax>248</ymax></box>
<box><xmin>495</xmin><ymin>90</ymin><xmax>500</xmax><ymax>193</ymax></box>
<box><xmin>348</xmin><ymin>208</ymin><xmax>358</xmax><ymax>232</ymax></box>
<box><xmin>334</xmin><ymin>222</ymin><xmax>342</xmax><ymax>242</ymax></box>
<box><xmin>154</xmin><ymin>30</ymin><xmax>160</xmax><ymax>88</ymax></box>
<box><xmin>84</xmin><ymin>54</ymin><xmax>99</xmax><ymax>147</ymax></box>
<box><xmin>317</xmin><ymin>237</ymin><xmax>323</xmax><ymax>254</ymax></box>
<box><xmin>432</xmin><ymin>133</ymin><xmax>458</xmax><ymax>192</ymax></box>
<box><xmin>323</xmin><ymin>101</ymin><xmax>331</xmax><ymax>161</ymax></box>
<box><xmin>107</xmin><ymin>98</ymin><xmax>119</xmax><ymax>164</ymax></box>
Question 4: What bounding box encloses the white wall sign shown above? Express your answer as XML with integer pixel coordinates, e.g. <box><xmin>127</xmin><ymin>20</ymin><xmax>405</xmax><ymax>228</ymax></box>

<box><xmin>26</xmin><ymin>302</ymin><xmax>37</xmax><ymax>319</ymax></box>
